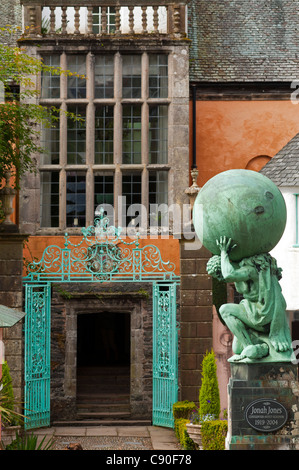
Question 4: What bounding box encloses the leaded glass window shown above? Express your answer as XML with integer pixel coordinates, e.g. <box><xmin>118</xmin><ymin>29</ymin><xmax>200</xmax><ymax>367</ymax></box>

<box><xmin>95</xmin><ymin>55</ymin><xmax>114</xmax><ymax>99</ymax></box>
<box><xmin>41</xmin><ymin>55</ymin><xmax>60</xmax><ymax>99</ymax></box>
<box><xmin>40</xmin><ymin>171</ymin><xmax>60</xmax><ymax>227</ymax></box>
<box><xmin>40</xmin><ymin>110</ymin><xmax>60</xmax><ymax>165</ymax></box>
<box><xmin>95</xmin><ymin>106</ymin><xmax>114</xmax><ymax>164</ymax></box>
<box><xmin>122</xmin><ymin>55</ymin><xmax>141</xmax><ymax>98</ymax></box>
<box><xmin>38</xmin><ymin>52</ymin><xmax>170</xmax><ymax>230</ymax></box>
<box><xmin>122</xmin><ymin>173</ymin><xmax>142</xmax><ymax>226</ymax></box>
<box><xmin>67</xmin><ymin>55</ymin><xmax>86</xmax><ymax>99</ymax></box>
<box><xmin>149</xmin><ymin>54</ymin><xmax>168</xmax><ymax>98</ymax></box>
<box><xmin>122</xmin><ymin>105</ymin><xmax>142</xmax><ymax>164</ymax></box>
<box><xmin>67</xmin><ymin>106</ymin><xmax>86</xmax><ymax>164</ymax></box>
<box><xmin>66</xmin><ymin>172</ymin><xmax>86</xmax><ymax>227</ymax></box>
<box><xmin>94</xmin><ymin>173</ymin><xmax>114</xmax><ymax>209</ymax></box>
<box><xmin>149</xmin><ymin>105</ymin><xmax>168</xmax><ymax>164</ymax></box>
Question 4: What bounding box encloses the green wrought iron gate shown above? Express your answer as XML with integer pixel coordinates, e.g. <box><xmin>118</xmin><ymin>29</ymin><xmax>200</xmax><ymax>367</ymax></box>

<box><xmin>24</xmin><ymin>283</ymin><xmax>51</xmax><ymax>430</ymax></box>
<box><xmin>23</xmin><ymin>211</ymin><xmax>179</xmax><ymax>429</ymax></box>
<box><xmin>153</xmin><ymin>283</ymin><xmax>178</xmax><ymax>428</ymax></box>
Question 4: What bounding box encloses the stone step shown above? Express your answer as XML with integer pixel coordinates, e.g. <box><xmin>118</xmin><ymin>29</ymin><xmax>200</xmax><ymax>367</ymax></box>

<box><xmin>78</xmin><ymin>368</ymin><xmax>129</xmax><ymax>373</ymax></box>
<box><xmin>77</xmin><ymin>403</ymin><xmax>130</xmax><ymax>413</ymax></box>
<box><xmin>77</xmin><ymin>380</ymin><xmax>130</xmax><ymax>389</ymax></box>
<box><xmin>77</xmin><ymin>393</ymin><xmax>130</xmax><ymax>404</ymax></box>
<box><xmin>77</xmin><ymin>385</ymin><xmax>129</xmax><ymax>393</ymax></box>
<box><xmin>53</xmin><ymin>419</ymin><xmax>152</xmax><ymax>427</ymax></box>
<box><xmin>77</xmin><ymin>411</ymin><xmax>131</xmax><ymax>420</ymax></box>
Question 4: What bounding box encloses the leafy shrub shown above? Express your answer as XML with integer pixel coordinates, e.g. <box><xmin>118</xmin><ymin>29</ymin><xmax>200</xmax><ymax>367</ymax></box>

<box><xmin>174</xmin><ymin>418</ymin><xmax>196</xmax><ymax>450</ymax></box>
<box><xmin>199</xmin><ymin>350</ymin><xmax>220</xmax><ymax>419</ymax></box>
<box><xmin>5</xmin><ymin>431</ymin><xmax>55</xmax><ymax>450</ymax></box>
<box><xmin>173</xmin><ymin>400</ymin><xmax>196</xmax><ymax>420</ymax></box>
<box><xmin>201</xmin><ymin>419</ymin><xmax>228</xmax><ymax>450</ymax></box>
<box><xmin>0</xmin><ymin>361</ymin><xmax>20</xmax><ymax>426</ymax></box>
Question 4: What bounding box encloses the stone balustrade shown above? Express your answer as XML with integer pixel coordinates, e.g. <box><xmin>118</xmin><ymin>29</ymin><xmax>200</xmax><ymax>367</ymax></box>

<box><xmin>20</xmin><ymin>0</ymin><xmax>187</xmax><ymax>38</ymax></box>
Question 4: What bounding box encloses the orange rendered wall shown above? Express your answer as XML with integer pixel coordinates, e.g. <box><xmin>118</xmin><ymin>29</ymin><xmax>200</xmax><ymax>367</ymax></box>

<box><xmin>192</xmin><ymin>100</ymin><xmax>299</xmax><ymax>186</ymax></box>
<box><xmin>23</xmin><ymin>235</ymin><xmax>181</xmax><ymax>277</ymax></box>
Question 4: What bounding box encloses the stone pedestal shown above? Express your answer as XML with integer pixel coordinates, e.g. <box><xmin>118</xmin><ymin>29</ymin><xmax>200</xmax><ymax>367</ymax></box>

<box><xmin>226</xmin><ymin>362</ymin><xmax>299</xmax><ymax>450</ymax></box>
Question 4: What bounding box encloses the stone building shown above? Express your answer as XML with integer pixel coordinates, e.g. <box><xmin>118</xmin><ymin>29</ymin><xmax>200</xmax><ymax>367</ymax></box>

<box><xmin>3</xmin><ymin>0</ymin><xmax>204</xmax><ymax>428</ymax></box>
<box><xmin>3</xmin><ymin>0</ymin><xmax>299</xmax><ymax>430</ymax></box>
<box><xmin>260</xmin><ymin>134</ymin><xmax>299</xmax><ymax>346</ymax></box>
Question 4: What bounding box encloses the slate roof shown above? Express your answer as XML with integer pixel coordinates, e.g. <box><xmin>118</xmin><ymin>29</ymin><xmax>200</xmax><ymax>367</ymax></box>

<box><xmin>189</xmin><ymin>0</ymin><xmax>299</xmax><ymax>82</ymax></box>
<box><xmin>260</xmin><ymin>133</ymin><xmax>299</xmax><ymax>186</ymax></box>
<box><xmin>0</xmin><ymin>305</ymin><xmax>25</xmax><ymax>328</ymax></box>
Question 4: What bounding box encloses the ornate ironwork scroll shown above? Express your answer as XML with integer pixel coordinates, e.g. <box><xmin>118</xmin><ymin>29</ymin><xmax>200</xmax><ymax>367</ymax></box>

<box><xmin>24</xmin><ymin>210</ymin><xmax>178</xmax><ymax>283</ymax></box>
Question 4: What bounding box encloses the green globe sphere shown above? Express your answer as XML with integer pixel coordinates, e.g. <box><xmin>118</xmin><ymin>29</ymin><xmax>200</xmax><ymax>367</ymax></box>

<box><xmin>193</xmin><ymin>169</ymin><xmax>287</xmax><ymax>261</ymax></box>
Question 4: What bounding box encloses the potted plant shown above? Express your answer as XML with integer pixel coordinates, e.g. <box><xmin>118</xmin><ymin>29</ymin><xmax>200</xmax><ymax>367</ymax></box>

<box><xmin>186</xmin><ymin>411</ymin><xmax>216</xmax><ymax>449</ymax></box>
<box><xmin>186</xmin><ymin>350</ymin><xmax>221</xmax><ymax>449</ymax></box>
<box><xmin>0</xmin><ymin>361</ymin><xmax>24</xmax><ymax>446</ymax></box>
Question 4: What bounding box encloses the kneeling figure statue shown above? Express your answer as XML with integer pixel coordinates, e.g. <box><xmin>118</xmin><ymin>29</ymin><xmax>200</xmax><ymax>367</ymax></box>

<box><xmin>207</xmin><ymin>236</ymin><xmax>292</xmax><ymax>363</ymax></box>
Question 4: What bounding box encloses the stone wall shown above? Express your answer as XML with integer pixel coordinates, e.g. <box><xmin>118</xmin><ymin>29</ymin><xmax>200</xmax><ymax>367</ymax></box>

<box><xmin>0</xmin><ymin>233</ymin><xmax>27</xmax><ymax>405</ymax></box>
<box><xmin>179</xmin><ymin>237</ymin><xmax>213</xmax><ymax>404</ymax></box>
<box><xmin>0</xmin><ymin>0</ymin><xmax>22</xmax><ymax>46</ymax></box>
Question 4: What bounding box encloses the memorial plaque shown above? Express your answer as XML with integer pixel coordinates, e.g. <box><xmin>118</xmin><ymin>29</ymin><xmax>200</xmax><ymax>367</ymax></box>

<box><xmin>245</xmin><ymin>399</ymin><xmax>288</xmax><ymax>432</ymax></box>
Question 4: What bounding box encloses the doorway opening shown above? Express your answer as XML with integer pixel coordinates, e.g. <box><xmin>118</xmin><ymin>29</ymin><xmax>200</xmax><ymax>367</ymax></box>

<box><xmin>76</xmin><ymin>311</ymin><xmax>131</xmax><ymax>418</ymax></box>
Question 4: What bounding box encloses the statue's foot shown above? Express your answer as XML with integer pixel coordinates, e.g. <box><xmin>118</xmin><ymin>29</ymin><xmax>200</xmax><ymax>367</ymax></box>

<box><xmin>270</xmin><ymin>333</ymin><xmax>291</xmax><ymax>353</ymax></box>
<box><xmin>242</xmin><ymin>343</ymin><xmax>269</xmax><ymax>359</ymax></box>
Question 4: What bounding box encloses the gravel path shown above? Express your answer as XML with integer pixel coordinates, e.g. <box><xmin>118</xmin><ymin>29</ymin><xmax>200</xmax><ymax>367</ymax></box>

<box><xmin>52</xmin><ymin>435</ymin><xmax>154</xmax><ymax>450</ymax></box>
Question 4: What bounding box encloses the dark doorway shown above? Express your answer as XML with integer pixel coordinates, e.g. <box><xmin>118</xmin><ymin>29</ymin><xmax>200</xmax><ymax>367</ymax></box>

<box><xmin>76</xmin><ymin>312</ymin><xmax>131</xmax><ymax>418</ymax></box>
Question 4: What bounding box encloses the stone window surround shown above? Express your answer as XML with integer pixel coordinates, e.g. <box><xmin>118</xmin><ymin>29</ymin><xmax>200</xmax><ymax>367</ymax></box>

<box><xmin>19</xmin><ymin>42</ymin><xmax>190</xmax><ymax>236</ymax></box>
<box><xmin>39</xmin><ymin>49</ymin><xmax>172</xmax><ymax>231</ymax></box>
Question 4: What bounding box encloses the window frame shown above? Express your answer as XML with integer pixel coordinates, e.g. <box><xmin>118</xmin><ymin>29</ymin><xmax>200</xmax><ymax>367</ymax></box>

<box><xmin>39</xmin><ymin>51</ymin><xmax>170</xmax><ymax>232</ymax></box>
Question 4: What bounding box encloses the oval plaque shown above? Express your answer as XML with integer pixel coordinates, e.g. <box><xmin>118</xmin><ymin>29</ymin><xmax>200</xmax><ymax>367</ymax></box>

<box><xmin>245</xmin><ymin>399</ymin><xmax>288</xmax><ymax>432</ymax></box>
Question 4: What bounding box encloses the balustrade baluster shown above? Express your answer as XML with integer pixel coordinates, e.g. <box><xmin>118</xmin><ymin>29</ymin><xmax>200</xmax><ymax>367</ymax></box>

<box><xmin>141</xmin><ymin>6</ymin><xmax>147</xmax><ymax>34</ymax></box>
<box><xmin>115</xmin><ymin>5</ymin><xmax>121</xmax><ymax>34</ymax></box>
<box><xmin>74</xmin><ymin>6</ymin><xmax>80</xmax><ymax>34</ymax></box>
<box><xmin>28</xmin><ymin>6</ymin><xmax>37</xmax><ymax>35</ymax></box>
<box><xmin>49</xmin><ymin>6</ymin><xmax>56</xmax><ymax>34</ymax></box>
<box><xmin>61</xmin><ymin>6</ymin><xmax>67</xmax><ymax>34</ymax></box>
<box><xmin>153</xmin><ymin>6</ymin><xmax>159</xmax><ymax>32</ymax></box>
<box><xmin>173</xmin><ymin>5</ymin><xmax>181</xmax><ymax>34</ymax></box>
<box><xmin>101</xmin><ymin>6</ymin><xmax>107</xmax><ymax>34</ymax></box>
<box><xmin>128</xmin><ymin>6</ymin><xmax>134</xmax><ymax>34</ymax></box>
<box><xmin>87</xmin><ymin>6</ymin><xmax>93</xmax><ymax>34</ymax></box>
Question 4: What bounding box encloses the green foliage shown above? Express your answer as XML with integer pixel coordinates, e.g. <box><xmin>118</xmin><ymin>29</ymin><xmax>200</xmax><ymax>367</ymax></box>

<box><xmin>201</xmin><ymin>419</ymin><xmax>228</xmax><ymax>450</ymax></box>
<box><xmin>199</xmin><ymin>350</ymin><xmax>220</xmax><ymax>419</ymax></box>
<box><xmin>4</xmin><ymin>431</ymin><xmax>55</xmax><ymax>450</ymax></box>
<box><xmin>173</xmin><ymin>400</ymin><xmax>196</xmax><ymax>420</ymax></box>
<box><xmin>174</xmin><ymin>418</ymin><xmax>196</xmax><ymax>450</ymax></box>
<box><xmin>0</xmin><ymin>27</ymin><xmax>84</xmax><ymax>186</ymax></box>
<box><xmin>0</xmin><ymin>362</ymin><xmax>23</xmax><ymax>426</ymax></box>
<box><xmin>1</xmin><ymin>362</ymin><xmax>15</xmax><ymax>425</ymax></box>
<box><xmin>0</xmin><ymin>100</ymin><xmax>51</xmax><ymax>183</ymax></box>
